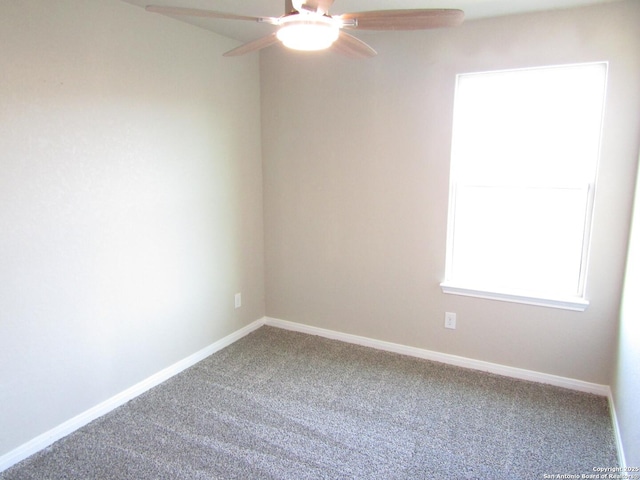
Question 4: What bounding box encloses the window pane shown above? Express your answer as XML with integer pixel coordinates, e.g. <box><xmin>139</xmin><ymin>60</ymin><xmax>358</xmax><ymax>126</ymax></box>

<box><xmin>451</xmin><ymin>185</ymin><xmax>588</xmax><ymax>295</ymax></box>
<box><xmin>452</xmin><ymin>64</ymin><xmax>606</xmax><ymax>186</ymax></box>
<box><xmin>444</xmin><ymin>63</ymin><xmax>607</xmax><ymax>303</ymax></box>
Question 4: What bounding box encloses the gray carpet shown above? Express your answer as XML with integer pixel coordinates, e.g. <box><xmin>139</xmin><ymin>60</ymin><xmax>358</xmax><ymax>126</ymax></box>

<box><xmin>1</xmin><ymin>326</ymin><xmax>618</xmax><ymax>479</ymax></box>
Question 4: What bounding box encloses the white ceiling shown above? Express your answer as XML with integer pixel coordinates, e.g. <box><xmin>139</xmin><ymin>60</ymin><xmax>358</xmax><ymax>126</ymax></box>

<box><xmin>122</xmin><ymin>0</ymin><xmax>623</xmax><ymax>43</ymax></box>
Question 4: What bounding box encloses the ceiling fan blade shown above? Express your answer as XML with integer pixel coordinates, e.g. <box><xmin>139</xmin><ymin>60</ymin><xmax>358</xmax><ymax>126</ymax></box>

<box><xmin>339</xmin><ymin>9</ymin><xmax>464</xmax><ymax>30</ymax></box>
<box><xmin>223</xmin><ymin>33</ymin><xmax>280</xmax><ymax>57</ymax></box>
<box><xmin>331</xmin><ymin>31</ymin><xmax>377</xmax><ymax>59</ymax></box>
<box><xmin>145</xmin><ymin>5</ymin><xmax>273</xmax><ymax>23</ymax></box>
<box><xmin>293</xmin><ymin>0</ymin><xmax>335</xmax><ymax>15</ymax></box>
<box><xmin>285</xmin><ymin>0</ymin><xmax>296</xmax><ymax>15</ymax></box>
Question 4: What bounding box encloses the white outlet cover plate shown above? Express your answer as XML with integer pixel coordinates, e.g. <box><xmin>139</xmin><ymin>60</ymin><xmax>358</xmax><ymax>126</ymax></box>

<box><xmin>445</xmin><ymin>312</ymin><xmax>456</xmax><ymax>329</ymax></box>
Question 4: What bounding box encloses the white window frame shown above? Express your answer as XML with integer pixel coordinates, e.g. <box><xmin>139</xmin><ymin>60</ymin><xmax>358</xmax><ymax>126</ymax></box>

<box><xmin>440</xmin><ymin>62</ymin><xmax>608</xmax><ymax>311</ymax></box>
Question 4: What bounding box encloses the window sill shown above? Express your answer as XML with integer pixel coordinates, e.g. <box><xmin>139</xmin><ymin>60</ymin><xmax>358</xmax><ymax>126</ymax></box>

<box><xmin>440</xmin><ymin>282</ymin><xmax>589</xmax><ymax>311</ymax></box>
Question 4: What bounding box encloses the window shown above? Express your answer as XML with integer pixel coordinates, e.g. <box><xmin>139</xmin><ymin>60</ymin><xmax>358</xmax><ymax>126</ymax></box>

<box><xmin>441</xmin><ymin>63</ymin><xmax>607</xmax><ymax>311</ymax></box>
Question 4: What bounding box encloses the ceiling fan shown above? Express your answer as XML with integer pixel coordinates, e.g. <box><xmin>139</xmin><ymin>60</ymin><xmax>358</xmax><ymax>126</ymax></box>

<box><xmin>145</xmin><ymin>0</ymin><xmax>464</xmax><ymax>58</ymax></box>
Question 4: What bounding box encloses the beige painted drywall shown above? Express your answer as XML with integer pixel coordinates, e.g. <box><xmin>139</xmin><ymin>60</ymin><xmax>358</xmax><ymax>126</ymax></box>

<box><xmin>613</xmin><ymin>151</ymin><xmax>640</xmax><ymax>466</ymax></box>
<box><xmin>262</xmin><ymin>1</ymin><xmax>640</xmax><ymax>385</ymax></box>
<box><xmin>0</xmin><ymin>0</ymin><xmax>264</xmax><ymax>456</ymax></box>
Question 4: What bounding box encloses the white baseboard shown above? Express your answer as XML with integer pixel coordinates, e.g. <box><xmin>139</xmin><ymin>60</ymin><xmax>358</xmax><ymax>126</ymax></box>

<box><xmin>0</xmin><ymin>318</ymin><xmax>264</xmax><ymax>473</ymax></box>
<box><xmin>607</xmin><ymin>390</ymin><xmax>627</xmax><ymax>469</ymax></box>
<box><xmin>264</xmin><ymin>317</ymin><xmax>610</xmax><ymax>396</ymax></box>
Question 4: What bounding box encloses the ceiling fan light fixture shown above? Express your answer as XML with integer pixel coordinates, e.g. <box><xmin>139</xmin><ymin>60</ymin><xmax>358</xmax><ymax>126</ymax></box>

<box><xmin>276</xmin><ymin>14</ymin><xmax>340</xmax><ymax>51</ymax></box>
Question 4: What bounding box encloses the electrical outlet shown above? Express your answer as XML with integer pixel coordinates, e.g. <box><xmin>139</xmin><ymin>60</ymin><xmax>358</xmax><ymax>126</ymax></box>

<box><xmin>234</xmin><ymin>293</ymin><xmax>242</xmax><ymax>309</ymax></box>
<box><xmin>444</xmin><ymin>312</ymin><xmax>457</xmax><ymax>329</ymax></box>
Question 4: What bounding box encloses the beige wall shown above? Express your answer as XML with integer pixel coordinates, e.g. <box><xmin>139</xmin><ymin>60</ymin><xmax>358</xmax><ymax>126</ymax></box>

<box><xmin>0</xmin><ymin>0</ymin><xmax>264</xmax><ymax>456</ymax></box>
<box><xmin>613</xmin><ymin>152</ymin><xmax>640</xmax><ymax>466</ymax></box>
<box><xmin>262</xmin><ymin>1</ymin><xmax>640</xmax><ymax>385</ymax></box>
